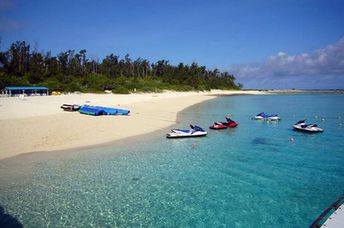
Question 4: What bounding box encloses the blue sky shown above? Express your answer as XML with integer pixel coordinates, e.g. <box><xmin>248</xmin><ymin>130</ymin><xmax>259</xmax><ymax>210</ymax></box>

<box><xmin>1</xmin><ymin>0</ymin><xmax>344</xmax><ymax>89</ymax></box>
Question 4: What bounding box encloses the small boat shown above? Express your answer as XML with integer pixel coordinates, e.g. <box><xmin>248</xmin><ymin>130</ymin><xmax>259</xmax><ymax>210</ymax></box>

<box><xmin>222</xmin><ymin>117</ymin><xmax>238</xmax><ymax>128</ymax></box>
<box><xmin>209</xmin><ymin>122</ymin><xmax>228</xmax><ymax>130</ymax></box>
<box><xmin>293</xmin><ymin>120</ymin><xmax>324</xmax><ymax>133</ymax></box>
<box><xmin>167</xmin><ymin>125</ymin><xmax>207</xmax><ymax>138</ymax></box>
<box><xmin>253</xmin><ymin>112</ymin><xmax>281</xmax><ymax>121</ymax></box>
<box><xmin>309</xmin><ymin>195</ymin><xmax>344</xmax><ymax>227</ymax></box>
<box><xmin>60</xmin><ymin>104</ymin><xmax>81</xmax><ymax>111</ymax></box>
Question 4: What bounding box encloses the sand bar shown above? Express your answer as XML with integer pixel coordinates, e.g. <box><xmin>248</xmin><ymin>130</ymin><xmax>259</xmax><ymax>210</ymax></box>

<box><xmin>0</xmin><ymin>90</ymin><xmax>266</xmax><ymax>160</ymax></box>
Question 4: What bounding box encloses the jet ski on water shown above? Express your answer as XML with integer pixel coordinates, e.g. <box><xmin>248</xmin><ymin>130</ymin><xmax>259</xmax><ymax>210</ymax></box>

<box><xmin>253</xmin><ymin>112</ymin><xmax>281</xmax><ymax>121</ymax></box>
<box><xmin>167</xmin><ymin>125</ymin><xmax>208</xmax><ymax>138</ymax></box>
<box><xmin>209</xmin><ymin>122</ymin><xmax>227</xmax><ymax>130</ymax></box>
<box><xmin>210</xmin><ymin>116</ymin><xmax>238</xmax><ymax>129</ymax></box>
<box><xmin>223</xmin><ymin>117</ymin><xmax>238</xmax><ymax>127</ymax></box>
<box><xmin>293</xmin><ymin>120</ymin><xmax>324</xmax><ymax>133</ymax></box>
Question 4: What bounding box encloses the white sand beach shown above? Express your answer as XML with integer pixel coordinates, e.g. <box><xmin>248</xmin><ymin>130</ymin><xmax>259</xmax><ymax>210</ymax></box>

<box><xmin>0</xmin><ymin>90</ymin><xmax>266</xmax><ymax>159</ymax></box>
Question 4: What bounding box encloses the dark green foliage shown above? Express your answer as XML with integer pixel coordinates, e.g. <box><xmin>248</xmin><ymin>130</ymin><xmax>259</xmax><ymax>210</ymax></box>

<box><xmin>0</xmin><ymin>73</ymin><xmax>30</xmax><ymax>88</ymax></box>
<box><xmin>112</xmin><ymin>85</ymin><xmax>130</xmax><ymax>94</ymax></box>
<box><xmin>83</xmin><ymin>73</ymin><xmax>109</xmax><ymax>91</ymax></box>
<box><xmin>38</xmin><ymin>77</ymin><xmax>62</xmax><ymax>91</ymax></box>
<box><xmin>0</xmin><ymin>41</ymin><xmax>242</xmax><ymax>93</ymax></box>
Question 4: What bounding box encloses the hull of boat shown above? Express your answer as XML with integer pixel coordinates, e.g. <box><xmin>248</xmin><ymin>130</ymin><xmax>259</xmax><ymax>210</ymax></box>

<box><xmin>166</xmin><ymin>131</ymin><xmax>207</xmax><ymax>138</ymax></box>
<box><xmin>226</xmin><ymin>122</ymin><xmax>238</xmax><ymax>127</ymax></box>
<box><xmin>254</xmin><ymin>116</ymin><xmax>280</xmax><ymax>121</ymax></box>
<box><xmin>209</xmin><ymin>125</ymin><xmax>227</xmax><ymax>130</ymax></box>
<box><xmin>293</xmin><ymin>125</ymin><xmax>324</xmax><ymax>133</ymax></box>
<box><xmin>267</xmin><ymin>116</ymin><xmax>281</xmax><ymax>121</ymax></box>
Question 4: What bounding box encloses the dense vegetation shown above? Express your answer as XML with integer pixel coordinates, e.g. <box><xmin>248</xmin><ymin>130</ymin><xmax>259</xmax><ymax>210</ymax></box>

<box><xmin>0</xmin><ymin>41</ymin><xmax>242</xmax><ymax>93</ymax></box>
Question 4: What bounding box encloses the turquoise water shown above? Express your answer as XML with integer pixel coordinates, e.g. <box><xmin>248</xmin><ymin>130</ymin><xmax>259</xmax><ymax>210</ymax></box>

<box><xmin>1</xmin><ymin>94</ymin><xmax>344</xmax><ymax>227</ymax></box>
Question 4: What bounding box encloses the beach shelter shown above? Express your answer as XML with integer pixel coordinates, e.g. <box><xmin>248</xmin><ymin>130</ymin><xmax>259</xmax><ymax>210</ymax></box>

<box><xmin>2</xmin><ymin>86</ymin><xmax>49</xmax><ymax>96</ymax></box>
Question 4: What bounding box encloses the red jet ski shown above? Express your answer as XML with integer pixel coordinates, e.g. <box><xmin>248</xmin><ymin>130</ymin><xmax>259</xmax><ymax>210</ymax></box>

<box><xmin>209</xmin><ymin>122</ymin><xmax>228</xmax><ymax>130</ymax></box>
<box><xmin>222</xmin><ymin>117</ymin><xmax>238</xmax><ymax>128</ymax></box>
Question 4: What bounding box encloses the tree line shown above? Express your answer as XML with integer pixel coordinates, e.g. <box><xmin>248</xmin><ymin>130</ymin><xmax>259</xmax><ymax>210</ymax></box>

<box><xmin>0</xmin><ymin>41</ymin><xmax>242</xmax><ymax>93</ymax></box>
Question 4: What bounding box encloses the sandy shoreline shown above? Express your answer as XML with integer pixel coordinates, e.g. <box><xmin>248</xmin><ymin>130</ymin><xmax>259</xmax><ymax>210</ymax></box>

<box><xmin>0</xmin><ymin>90</ymin><xmax>267</xmax><ymax>160</ymax></box>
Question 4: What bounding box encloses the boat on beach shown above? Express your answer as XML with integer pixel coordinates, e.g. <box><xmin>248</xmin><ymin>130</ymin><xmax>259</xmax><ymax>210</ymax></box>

<box><xmin>253</xmin><ymin>112</ymin><xmax>281</xmax><ymax>121</ymax></box>
<box><xmin>293</xmin><ymin>120</ymin><xmax>324</xmax><ymax>133</ymax></box>
<box><xmin>60</xmin><ymin>104</ymin><xmax>81</xmax><ymax>111</ymax></box>
<box><xmin>167</xmin><ymin>125</ymin><xmax>207</xmax><ymax>138</ymax></box>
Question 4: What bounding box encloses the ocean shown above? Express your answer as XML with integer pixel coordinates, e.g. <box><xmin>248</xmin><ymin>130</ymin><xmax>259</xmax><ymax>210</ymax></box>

<box><xmin>0</xmin><ymin>94</ymin><xmax>344</xmax><ymax>227</ymax></box>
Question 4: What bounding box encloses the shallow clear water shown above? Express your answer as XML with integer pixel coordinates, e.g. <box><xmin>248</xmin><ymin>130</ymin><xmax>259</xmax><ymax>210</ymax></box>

<box><xmin>1</xmin><ymin>94</ymin><xmax>344</xmax><ymax>227</ymax></box>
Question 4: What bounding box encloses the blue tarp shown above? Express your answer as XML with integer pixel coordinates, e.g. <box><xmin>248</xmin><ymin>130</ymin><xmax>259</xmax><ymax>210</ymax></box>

<box><xmin>79</xmin><ymin>105</ymin><xmax>130</xmax><ymax>116</ymax></box>
<box><xmin>92</xmin><ymin>106</ymin><xmax>130</xmax><ymax>115</ymax></box>
<box><xmin>79</xmin><ymin>106</ymin><xmax>105</xmax><ymax>116</ymax></box>
<box><xmin>5</xmin><ymin>86</ymin><xmax>48</xmax><ymax>91</ymax></box>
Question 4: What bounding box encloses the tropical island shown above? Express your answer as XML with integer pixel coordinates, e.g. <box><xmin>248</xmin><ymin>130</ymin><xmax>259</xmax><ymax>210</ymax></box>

<box><xmin>1</xmin><ymin>0</ymin><xmax>344</xmax><ymax>226</ymax></box>
<box><xmin>0</xmin><ymin>41</ymin><xmax>242</xmax><ymax>93</ymax></box>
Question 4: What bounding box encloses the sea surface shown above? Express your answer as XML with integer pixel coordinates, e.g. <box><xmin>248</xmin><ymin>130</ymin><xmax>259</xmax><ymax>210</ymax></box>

<box><xmin>1</xmin><ymin>94</ymin><xmax>344</xmax><ymax>227</ymax></box>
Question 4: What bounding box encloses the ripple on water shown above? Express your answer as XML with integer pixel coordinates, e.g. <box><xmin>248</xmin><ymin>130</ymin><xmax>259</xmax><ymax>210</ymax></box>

<box><xmin>0</xmin><ymin>94</ymin><xmax>344</xmax><ymax>227</ymax></box>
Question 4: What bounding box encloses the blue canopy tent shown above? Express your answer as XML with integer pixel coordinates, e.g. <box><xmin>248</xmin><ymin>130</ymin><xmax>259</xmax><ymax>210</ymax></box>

<box><xmin>3</xmin><ymin>86</ymin><xmax>49</xmax><ymax>96</ymax></box>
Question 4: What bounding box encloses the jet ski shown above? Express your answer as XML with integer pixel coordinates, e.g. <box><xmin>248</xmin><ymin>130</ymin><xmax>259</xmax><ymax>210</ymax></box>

<box><xmin>61</xmin><ymin>104</ymin><xmax>81</xmax><ymax>111</ymax></box>
<box><xmin>253</xmin><ymin>112</ymin><xmax>281</xmax><ymax>121</ymax></box>
<box><xmin>209</xmin><ymin>122</ymin><xmax>228</xmax><ymax>130</ymax></box>
<box><xmin>293</xmin><ymin>120</ymin><xmax>324</xmax><ymax>133</ymax></box>
<box><xmin>167</xmin><ymin>125</ymin><xmax>208</xmax><ymax>138</ymax></box>
<box><xmin>222</xmin><ymin>117</ymin><xmax>238</xmax><ymax>128</ymax></box>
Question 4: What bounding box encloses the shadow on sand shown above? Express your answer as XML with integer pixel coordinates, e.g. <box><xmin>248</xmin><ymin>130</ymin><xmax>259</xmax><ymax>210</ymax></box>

<box><xmin>0</xmin><ymin>205</ymin><xmax>23</xmax><ymax>228</ymax></box>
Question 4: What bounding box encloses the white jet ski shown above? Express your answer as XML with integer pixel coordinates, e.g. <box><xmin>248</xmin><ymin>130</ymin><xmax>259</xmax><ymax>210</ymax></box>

<box><xmin>167</xmin><ymin>125</ymin><xmax>207</xmax><ymax>138</ymax></box>
<box><xmin>293</xmin><ymin>120</ymin><xmax>324</xmax><ymax>133</ymax></box>
<box><xmin>253</xmin><ymin>112</ymin><xmax>281</xmax><ymax>121</ymax></box>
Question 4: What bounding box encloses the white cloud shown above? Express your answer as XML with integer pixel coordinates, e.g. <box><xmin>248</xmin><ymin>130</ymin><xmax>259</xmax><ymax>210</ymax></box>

<box><xmin>230</xmin><ymin>37</ymin><xmax>344</xmax><ymax>85</ymax></box>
